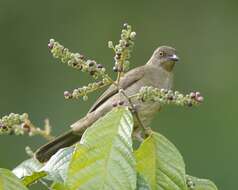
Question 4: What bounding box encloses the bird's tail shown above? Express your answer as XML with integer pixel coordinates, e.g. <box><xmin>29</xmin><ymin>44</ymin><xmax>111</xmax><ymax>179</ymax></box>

<box><xmin>35</xmin><ymin>130</ymin><xmax>82</xmax><ymax>163</ymax></box>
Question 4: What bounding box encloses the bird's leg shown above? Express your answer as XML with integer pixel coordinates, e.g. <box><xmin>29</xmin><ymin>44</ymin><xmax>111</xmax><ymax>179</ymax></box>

<box><xmin>132</xmin><ymin>127</ymin><xmax>144</xmax><ymax>142</ymax></box>
<box><xmin>119</xmin><ymin>89</ymin><xmax>149</xmax><ymax>135</ymax></box>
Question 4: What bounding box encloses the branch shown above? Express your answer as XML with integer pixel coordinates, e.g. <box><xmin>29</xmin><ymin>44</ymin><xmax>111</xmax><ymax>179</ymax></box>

<box><xmin>108</xmin><ymin>23</ymin><xmax>136</xmax><ymax>84</ymax></box>
<box><xmin>48</xmin><ymin>39</ymin><xmax>113</xmax><ymax>82</ymax></box>
<box><xmin>131</xmin><ymin>87</ymin><xmax>204</xmax><ymax>107</ymax></box>
<box><xmin>0</xmin><ymin>113</ymin><xmax>54</xmax><ymax>140</ymax></box>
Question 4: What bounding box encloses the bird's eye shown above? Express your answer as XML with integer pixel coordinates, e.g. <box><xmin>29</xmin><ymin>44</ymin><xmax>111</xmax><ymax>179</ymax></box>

<box><xmin>159</xmin><ymin>51</ymin><xmax>164</xmax><ymax>56</ymax></box>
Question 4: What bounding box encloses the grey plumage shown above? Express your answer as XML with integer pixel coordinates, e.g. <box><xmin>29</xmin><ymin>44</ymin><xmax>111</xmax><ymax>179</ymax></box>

<box><xmin>35</xmin><ymin>46</ymin><xmax>178</xmax><ymax>162</ymax></box>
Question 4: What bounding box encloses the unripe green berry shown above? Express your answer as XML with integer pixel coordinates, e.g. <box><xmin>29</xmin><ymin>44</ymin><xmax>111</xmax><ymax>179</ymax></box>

<box><xmin>130</xmin><ymin>31</ymin><xmax>136</xmax><ymax>39</ymax></box>
<box><xmin>113</xmin><ymin>66</ymin><xmax>118</xmax><ymax>72</ymax></box>
<box><xmin>108</xmin><ymin>41</ymin><xmax>114</xmax><ymax>48</ymax></box>
<box><xmin>83</xmin><ymin>95</ymin><xmax>88</xmax><ymax>101</ymax></box>
<box><xmin>123</xmin><ymin>23</ymin><xmax>128</xmax><ymax>29</ymax></box>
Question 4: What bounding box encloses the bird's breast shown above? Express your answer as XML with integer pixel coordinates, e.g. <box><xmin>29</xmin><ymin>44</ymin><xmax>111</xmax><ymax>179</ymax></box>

<box><xmin>126</xmin><ymin>66</ymin><xmax>173</xmax><ymax>127</ymax></box>
<box><xmin>136</xmin><ymin>101</ymin><xmax>161</xmax><ymax>127</ymax></box>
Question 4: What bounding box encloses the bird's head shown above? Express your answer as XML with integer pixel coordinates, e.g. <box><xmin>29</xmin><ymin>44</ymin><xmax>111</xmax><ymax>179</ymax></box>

<box><xmin>149</xmin><ymin>46</ymin><xmax>179</xmax><ymax>72</ymax></box>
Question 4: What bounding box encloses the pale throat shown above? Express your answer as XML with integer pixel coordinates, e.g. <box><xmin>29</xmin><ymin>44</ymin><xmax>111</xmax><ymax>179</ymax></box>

<box><xmin>161</xmin><ymin>61</ymin><xmax>175</xmax><ymax>72</ymax></box>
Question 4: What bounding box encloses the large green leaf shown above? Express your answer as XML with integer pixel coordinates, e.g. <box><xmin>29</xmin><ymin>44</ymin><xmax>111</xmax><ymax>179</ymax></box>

<box><xmin>0</xmin><ymin>168</ymin><xmax>29</xmax><ymax>190</ymax></box>
<box><xmin>135</xmin><ymin>132</ymin><xmax>187</xmax><ymax>190</ymax></box>
<box><xmin>12</xmin><ymin>158</ymin><xmax>46</xmax><ymax>187</ymax></box>
<box><xmin>51</xmin><ymin>182</ymin><xmax>69</xmax><ymax>190</ymax></box>
<box><xmin>136</xmin><ymin>173</ymin><xmax>151</xmax><ymax>190</ymax></box>
<box><xmin>41</xmin><ymin>146</ymin><xmax>74</xmax><ymax>183</ymax></box>
<box><xmin>21</xmin><ymin>171</ymin><xmax>47</xmax><ymax>187</ymax></box>
<box><xmin>12</xmin><ymin>158</ymin><xmax>43</xmax><ymax>179</ymax></box>
<box><xmin>67</xmin><ymin>107</ymin><xmax>136</xmax><ymax>190</ymax></box>
<box><xmin>186</xmin><ymin>175</ymin><xmax>218</xmax><ymax>190</ymax></box>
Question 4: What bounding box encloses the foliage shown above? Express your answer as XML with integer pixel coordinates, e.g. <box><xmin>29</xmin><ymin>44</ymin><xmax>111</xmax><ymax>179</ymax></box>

<box><xmin>0</xmin><ymin>168</ymin><xmax>29</xmax><ymax>190</ymax></box>
<box><xmin>1</xmin><ymin>23</ymin><xmax>216</xmax><ymax>189</ymax></box>
<box><xmin>67</xmin><ymin>107</ymin><xmax>135</xmax><ymax>190</ymax></box>
<box><xmin>10</xmin><ymin>107</ymin><xmax>217</xmax><ymax>190</ymax></box>
<box><xmin>135</xmin><ymin>132</ymin><xmax>187</xmax><ymax>190</ymax></box>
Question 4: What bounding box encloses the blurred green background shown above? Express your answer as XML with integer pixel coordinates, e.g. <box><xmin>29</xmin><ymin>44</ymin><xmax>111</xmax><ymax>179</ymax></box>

<box><xmin>0</xmin><ymin>0</ymin><xmax>237</xmax><ymax>189</ymax></box>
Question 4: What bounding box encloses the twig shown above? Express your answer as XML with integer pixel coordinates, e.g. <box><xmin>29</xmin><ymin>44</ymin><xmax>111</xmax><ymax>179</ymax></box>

<box><xmin>0</xmin><ymin>113</ymin><xmax>55</xmax><ymax>140</ymax></box>
<box><xmin>28</xmin><ymin>119</ymin><xmax>54</xmax><ymax>141</ymax></box>
<box><xmin>116</xmin><ymin>71</ymin><xmax>122</xmax><ymax>84</ymax></box>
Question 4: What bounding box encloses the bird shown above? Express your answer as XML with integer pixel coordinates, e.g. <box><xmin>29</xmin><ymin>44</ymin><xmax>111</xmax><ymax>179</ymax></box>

<box><xmin>35</xmin><ymin>46</ymin><xmax>179</xmax><ymax>162</ymax></box>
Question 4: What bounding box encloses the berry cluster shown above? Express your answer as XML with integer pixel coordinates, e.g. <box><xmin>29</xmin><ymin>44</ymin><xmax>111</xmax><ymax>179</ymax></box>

<box><xmin>48</xmin><ymin>39</ymin><xmax>110</xmax><ymax>80</ymax></box>
<box><xmin>0</xmin><ymin>113</ymin><xmax>30</xmax><ymax>135</ymax></box>
<box><xmin>134</xmin><ymin>86</ymin><xmax>204</xmax><ymax>107</ymax></box>
<box><xmin>48</xmin><ymin>23</ymin><xmax>137</xmax><ymax>101</ymax></box>
<box><xmin>47</xmin><ymin>24</ymin><xmax>204</xmax><ymax>109</ymax></box>
<box><xmin>0</xmin><ymin>113</ymin><xmax>53</xmax><ymax>140</ymax></box>
<box><xmin>108</xmin><ymin>23</ymin><xmax>136</xmax><ymax>74</ymax></box>
<box><xmin>48</xmin><ymin>39</ymin><xmax>115</xmax><ymax>101</ymax></box>
<box><xmin>64</xmin><ymin>78</ymin><xmax>111</xmax><ymax>101</ymax></box>
<box><xmin>112</xmin><ymin>100</ymin><xmax>125</xmax><ymax>107</ymax></box>
<box><xmin>186</xmin><ymin>176</ymin><xmax>195</xmax><ymax>189</ymax></box>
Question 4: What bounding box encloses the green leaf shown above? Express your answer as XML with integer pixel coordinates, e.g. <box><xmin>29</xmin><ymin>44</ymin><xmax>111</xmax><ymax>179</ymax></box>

<box><xmin>135</xmin><ymin>132</ymin><xmax>187</xmax><ymax>190</ymax></box>
<box><xmin>21</xmin><ymin>171</ymin><xmax>47</xmax><ymax>187</ymax></box>
<box><xmin>12</xmin><ymin>158</ymin><xmax>46</xmax><ymax>187</ymax></box>
<box><xmin>51</xmin><ymin>182</ymin><xmax>69</xmax><ymax>190</ymax></box>
<box><xmin>136</xmin><ymin>173</ymin><xmax>151</xmax><ymax>190</ymax></box>
<box><xmin>12</xmin><ymin>158</ymin><xmax>43</xmax><ymax>179</ymax></box>
<box><xmin>67</xmin><ymin>107</ymin><xmax>136</xmax><ymax>190</ymax></box>
<box><xmin>186</xmin><ymin>175</ymin><xmax>218</xmax><ymax>190</ymax></box>
<box><xmin>0</xmin><ymin>168</ymin><xmax>29</xmax><ymax>190</ymax></box>
<box><xmin>41</xmin><ymin>146</ymin><xmax>74</xmax><ymax>183</ymax></box>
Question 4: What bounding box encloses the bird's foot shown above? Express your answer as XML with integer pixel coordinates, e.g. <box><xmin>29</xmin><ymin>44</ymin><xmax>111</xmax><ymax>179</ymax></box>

<box><xmin>132</xmin><ymin>129</ymin><xmax>144</xmax><ymax>142</ymax></box>
<box><xmin>144</xmin><ymin>127</ymin><xmax>153</xmax><ymax>137</ymax></box>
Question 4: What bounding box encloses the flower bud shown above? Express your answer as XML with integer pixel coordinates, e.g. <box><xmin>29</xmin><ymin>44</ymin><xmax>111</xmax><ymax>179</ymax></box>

<box><xmin>21</xmin><ymin>123</ymin><xmax>31</xmax><ymax>133</ymax></box>
<box><xmin>49</xmin><ymin>39</ymin><xmax>55</xmax><ymax>44</ymax></box>
<box><xmin>97</xmin><ymin>64</ymin><xmax>103</xmax><ymax>68</ymax></box>
<box><xmin>112</xmin><ymin>102</ymin><xmax>118</xmax><ymax>107</ymax></box>
<box><xmin>64</xmin><ymin>91</ymin><xmax>72</xmax><ymax>99</ymax></box>
<box><xmin>195</xmin><ymin>91</ymin><xmax>201</xmax><ymax>97</ymax></box>
<box><xmin>196</xmin><ymin>96</ymin><xmax>204</xmax><ymax>102</ymax></box>
<box><xmin>118</xmin><ymin>100</ymin><xmax>124</xmax><ymax>105</ymax></box>
<box><xmin>113</xmin><ymin>66</ymin><xmax>118</xmax><ymax>72</ymax></box>
<box><xmin>130</xmin><ymin>32</ymin><xmax>136</xmax><ymax>39</ymax></box>
<box><xmin>115</xmin><ymin>54</ymin><xmax>121</xmax><ymax>60</ymax></box>
<box><xmin>0</xmin><ymin>123</ymin><xmax>5</xmax><ymax>129</ymax></box>
<box><xmin>123</xmin><ymin>23</ymin><xmax>128</xmax><ymax>29</ymax></box>
<box><xmin>108</xmin><ymin>41</ymin><xmax>114</xmax><ymax>48</ymax></box>
<box><xmin>167</xmin><ymin>95</ymin><xmax>174</xmax><ymax>100</ymax></box>
<box><xmin>48</xmin><ymin>43</ymin><xmax>53</xmax><ymax>49</ymax></box>
<box><xmin>79</xmin><ymin>54</ymin><xmax>85</xmax><ymax>60</ymax></box>
<box><xmin>190</xmin><ymin>92</ymin><xmax>196</xmax><ymax>98</ymax></box>
<box><xmin>83</xmin><ymin>95</ymin><xmax>88</xmax><ymax>101</ymax></box>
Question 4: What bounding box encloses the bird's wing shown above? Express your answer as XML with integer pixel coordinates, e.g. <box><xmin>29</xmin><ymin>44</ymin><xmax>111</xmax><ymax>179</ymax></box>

<box><xmin>88</xmin><ymin>65</ymin><xmax>145</xmax><ymax>113</ymax></box>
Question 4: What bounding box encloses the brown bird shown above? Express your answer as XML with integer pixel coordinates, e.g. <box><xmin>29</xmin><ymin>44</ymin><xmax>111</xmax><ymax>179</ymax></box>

<box><xmin>35</xmin><ymin>46</ymin><xmax>179</xmax><ymax>162</ymax></box>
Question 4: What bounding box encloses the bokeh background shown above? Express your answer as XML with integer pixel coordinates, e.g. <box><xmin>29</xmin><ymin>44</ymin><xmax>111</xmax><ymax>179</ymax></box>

<box><xmin>0</xmin><ymin>0</ymin><xmax>237</xmax><ymax>189</ymax></box>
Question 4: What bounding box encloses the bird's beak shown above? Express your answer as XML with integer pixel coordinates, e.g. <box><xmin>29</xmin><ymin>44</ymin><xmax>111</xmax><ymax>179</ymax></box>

<box><xmin>169</xmin><ymin>54</ymin><xmax>179</xmax><ymax>62</ymax></box>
